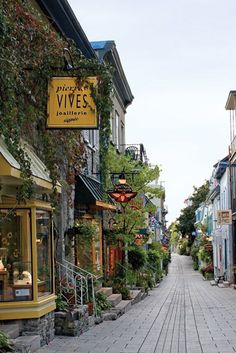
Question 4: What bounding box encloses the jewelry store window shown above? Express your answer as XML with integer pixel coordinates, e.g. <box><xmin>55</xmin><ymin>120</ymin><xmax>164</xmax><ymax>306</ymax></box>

<box><xmin>0</xmin><ymin>209</ymin><xmax>32</xmax><ymax>302</ymax></box>
<box><xmin>36</xmin><ymin>209</ymin><xmax>53</xmax><ymax>298</ymax></box>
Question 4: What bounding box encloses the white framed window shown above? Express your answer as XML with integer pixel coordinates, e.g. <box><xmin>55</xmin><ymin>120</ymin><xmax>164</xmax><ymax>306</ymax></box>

<box><xmin>115</xmin><ymin>111</ymin><xmax>120</xmax><ymax>149</ymax></box>
<box><xmin>120</xmin><ymin>121</ymin><xmax>125</xmax><ymax>152</ymax></box>
<box><xmin>83</xmin><ymin>130</ymin><xmax>99</xmax><ymax>149</ymax></box>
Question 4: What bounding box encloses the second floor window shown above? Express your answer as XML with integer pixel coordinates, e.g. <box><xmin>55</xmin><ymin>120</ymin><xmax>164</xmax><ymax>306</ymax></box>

<box><xmin>115</xmin><ymin>111</ymin><xmax>120</xmax><ymax>150</ymax></box>
<box><xmin>83</xmin><ymin>130</ymin><xmax>98</xmax><ymax>149</ymax></box>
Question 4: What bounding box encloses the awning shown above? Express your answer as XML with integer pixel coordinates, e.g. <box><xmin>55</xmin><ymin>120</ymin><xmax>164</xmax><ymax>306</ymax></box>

<box><xmin>75</xmin><ymin>174</ymin><xmax>116</xmax><ymax>210</ymax></box>
<box><xmin>0</xmin><ymin>137</ymin><xmax>61</xmax><ymax>193</ymax></box>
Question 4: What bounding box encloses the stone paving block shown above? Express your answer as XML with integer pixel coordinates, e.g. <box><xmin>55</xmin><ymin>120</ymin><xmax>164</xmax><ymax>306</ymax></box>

<box><xmin>34</xmin><ymin>255</ymin><xmax>236</xmax><ymax>353</ymax></box>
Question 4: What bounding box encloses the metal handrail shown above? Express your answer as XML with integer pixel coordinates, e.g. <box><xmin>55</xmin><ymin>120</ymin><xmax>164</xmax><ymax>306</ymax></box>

<box><xmin>56</xmin><ymin>261</ymin><xmax>85</xmax><ymax>305</ymax></box>
<box><xmin>56</xmin><ymin>260</ymin><xmax>97</xmax><ymax>316</ymax></box>
<box><xmin>63</xmin><ymin>259</ymin><xmax>97</xmax><ymax>279</ymax></box>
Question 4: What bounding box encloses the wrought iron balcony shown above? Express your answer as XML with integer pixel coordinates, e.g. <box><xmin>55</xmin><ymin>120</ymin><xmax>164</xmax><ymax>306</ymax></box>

<box><xmin>122</xmin><ymin>144</ymin><xmax>148</xmax><ymax>165</ymax></box>
<box><xmin>162</xmin><ymin>208</ymin><xmax>168</xmax><ymax>216</ymax></box>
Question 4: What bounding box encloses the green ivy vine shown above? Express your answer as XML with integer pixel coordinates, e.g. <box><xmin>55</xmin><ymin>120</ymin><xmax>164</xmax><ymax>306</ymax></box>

<box><xmin>0</xmin><ymin>0</ymin><xmax>113</xmax><ymax>205</ymax></box>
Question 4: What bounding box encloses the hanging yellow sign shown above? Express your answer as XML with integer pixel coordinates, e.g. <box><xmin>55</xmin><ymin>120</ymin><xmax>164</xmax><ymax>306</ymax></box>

<box><xmin>47</xmin><ymin>77</ymin><xmax>98</xmax><ymax>128</ymax></box>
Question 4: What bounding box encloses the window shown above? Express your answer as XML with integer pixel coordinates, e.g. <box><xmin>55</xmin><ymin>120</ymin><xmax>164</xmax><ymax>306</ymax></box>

<box><xmin>110</xmin><ymin>113</ymin><xmax>115</xmax><ymax>144</ymax></box>
<box><xmin>115</xmin><ymin>111</ymin><xmax>120</xmax><ymax>149</ymax></box>
<box><xmin>0</xmin><ymin>209</ymin><xmax>32</xmax><ymax>302</ymax></box>
<box><xmin>120</xmin><ymin>122</ymin><xmax>125</xmax><ymax>153</ymax></box>
<box><xmin>36</xmin><ymin>210</ymin><xmax>53</xmax><ymax>297</ymax></box>
<box><xmin>84</xmin><ymin>129</ymin><xmax>98</xmax><ymax>148</ymax></box>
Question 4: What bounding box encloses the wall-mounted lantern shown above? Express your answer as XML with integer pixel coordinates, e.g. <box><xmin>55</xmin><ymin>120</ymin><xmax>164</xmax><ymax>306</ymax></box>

<box><xmin>108</xmin><ymin>173</ymin><xmax>137</xmax><ymax>204</ymax></box>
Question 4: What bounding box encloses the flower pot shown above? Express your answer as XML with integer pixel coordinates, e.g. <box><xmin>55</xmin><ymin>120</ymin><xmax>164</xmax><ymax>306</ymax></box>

<box><xmin>87</xmin><ymin>302</ymin><xmax>93</xmax><ymax>316</ymax></box>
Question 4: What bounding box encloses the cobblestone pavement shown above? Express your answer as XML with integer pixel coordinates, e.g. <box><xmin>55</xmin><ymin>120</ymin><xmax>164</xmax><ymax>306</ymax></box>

<box><xmin>36</xmin><ymin>254</ymin><xmax>236</xmax><ymax>353</ymax></box>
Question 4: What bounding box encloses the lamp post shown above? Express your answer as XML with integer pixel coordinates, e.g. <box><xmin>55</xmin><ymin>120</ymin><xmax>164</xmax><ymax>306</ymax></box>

<box><xmin>107</xmin><ymin>172</ymin><xmax>137</xmax><ymax>265</ymax></box>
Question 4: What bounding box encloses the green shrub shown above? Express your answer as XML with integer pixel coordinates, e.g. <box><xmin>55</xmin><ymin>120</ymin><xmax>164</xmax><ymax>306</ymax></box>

<box><xmin>128</xmin><ymin>247</ymin><xmax>146</xmax><ymax>270</ymax></box>
<box><xmin>95</xmin><ymin>291</ymin><xmax>112</xmax><ymax>316</ymax></box>
<box><xmin>193</xmin><ymin>260</ymin><xmax>199</xmax><ymax>270</ymax></box>
<box><xmin>112</xmin><ymin>283</ymin><xmax>130</xmax><ymax>299</ymax></box>
<box><xmin>55</xmin><ymin>293</ymin><xmax>69</xmax><ymax>311</ymax></box>
<box><xmin>147</xmin><ymin>249</ymin><xmax>161</xmax><ymax>267</ymax></box>
<box><xmin>136</xmin><ymin>275</ymin><xmax>149</xmax><ymax>291</ymax></box>
<box><xmin>178</xmin><ymin>239</ymin><xmax>189</xmax><ymax>255</ymax></box>
<box><xmin>0</xmin><ymin>331</ymin><xmax>14</xmax><ymax>352</ymax></box>
<box><xmin>146</xmin><ymin>272</ymin><xmax>156</xmax><ymax>289</ymax></box>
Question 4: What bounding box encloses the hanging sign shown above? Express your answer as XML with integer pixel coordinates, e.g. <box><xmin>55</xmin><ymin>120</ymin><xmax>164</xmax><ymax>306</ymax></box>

<box><xmin>217</xmin><ymin>210</ymin><xmax>232</xmax><ymax>225</ymax></box>
<box><xmin>47</xmin><ymin>77</ymin><xmax>98</xmax><ymax>129</ymax></box>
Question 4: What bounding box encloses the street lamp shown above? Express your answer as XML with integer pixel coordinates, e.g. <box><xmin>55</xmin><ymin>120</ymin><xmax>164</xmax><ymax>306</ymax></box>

<box><xmin>107</xmin><ymin>172</ymin><xmax>138</xmax><ymax>267</ymax></box>
<box><xmin>108</xmin><ymin>173</ymin><xmax>137</xmax><ymax>203</ymax></box>
<box><xmin>118</xmin><ymin>173</ymin><xmax>126</xmax><ymax>184</ymax></box>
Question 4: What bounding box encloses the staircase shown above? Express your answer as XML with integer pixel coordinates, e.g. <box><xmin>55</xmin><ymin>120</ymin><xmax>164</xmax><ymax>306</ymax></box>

<box><xmin>97</xmin><ymin>287</ymin><xmax>142</xmax><ymax>320</ymax></box>
<box><xmin>0</xmin><ymin>322</ymin><xmax>40</xmax><ymax>353</ymax></box>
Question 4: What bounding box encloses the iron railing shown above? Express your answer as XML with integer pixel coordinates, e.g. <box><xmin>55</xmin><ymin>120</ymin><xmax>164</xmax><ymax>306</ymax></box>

<box><xmin>122</xmin><ymin>144</ymin><xmax>148</xmax><ymax>165</ymax></box>
<box><xmin>56</xmin><ymin>260</ymin><xmax>97</xmax><ymax>315</ymax></box>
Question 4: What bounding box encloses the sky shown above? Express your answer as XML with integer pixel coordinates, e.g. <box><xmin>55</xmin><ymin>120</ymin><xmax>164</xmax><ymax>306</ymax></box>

<box><xmin>68</xmin><ymin>0</ymin><xmax>236</xmax><ymax>223</ymax></box>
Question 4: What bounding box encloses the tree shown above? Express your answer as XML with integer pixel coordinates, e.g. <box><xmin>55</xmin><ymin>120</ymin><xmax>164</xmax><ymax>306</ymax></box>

<box><xmin>169</xmin><ymin>222</ymin><xmax>180</xmax><ymax>248</ymax></box>
<box><xmin>106</xmin><ymin>146</ymin><xmax>163</xmax><ymax>246</ymax></box>
<box><xmin>176</xmin><ymin>181</ymin><xmax>209</xmax><ymax>238</ymax></box>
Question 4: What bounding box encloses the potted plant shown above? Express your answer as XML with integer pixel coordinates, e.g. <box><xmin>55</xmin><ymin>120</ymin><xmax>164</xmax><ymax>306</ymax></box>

<box><xmin>86</xmin><ymin>300</ymin><xmax>94</xmax><ymax>316</ymax></box>
<box><xmin>85</xmin><ymin>290</ymin><xmax>95</xmax><ymax>316</ymax></box>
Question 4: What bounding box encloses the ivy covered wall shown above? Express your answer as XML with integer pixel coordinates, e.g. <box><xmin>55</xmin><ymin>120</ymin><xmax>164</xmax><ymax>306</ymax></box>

<box><xmin>0</xmin><ymin>0</ymin><xmax>113</xmax><ymax>259</ymax></box>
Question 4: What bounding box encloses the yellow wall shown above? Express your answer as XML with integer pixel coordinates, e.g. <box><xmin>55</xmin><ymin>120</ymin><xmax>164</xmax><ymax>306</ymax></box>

<box><xmin>0</xmin><ymin>199</ymin><xmax>55</xmax><ymax>320</ymax></box>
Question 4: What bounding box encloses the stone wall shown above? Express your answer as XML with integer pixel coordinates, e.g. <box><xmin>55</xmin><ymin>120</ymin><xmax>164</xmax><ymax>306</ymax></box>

<box><xmin>21</xmin><ymin>312</ymin><xmax>54</xmax><ymax>346</ymax></box>
<box><xmin>55</xmin><ymin>305</ymin><xmax>89</xmax><ymax>336</ymax></box>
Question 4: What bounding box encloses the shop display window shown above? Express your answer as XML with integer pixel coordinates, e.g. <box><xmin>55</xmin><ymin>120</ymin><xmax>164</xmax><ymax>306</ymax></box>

<box><xmin>36</xmin><ymin>210</ymin><xmax>53</xmax><ymax>297</ymax></box>
<box><xmin>0</xmin><ymin>209</ymin><xmax>32</xmax><ymax>302</ymax></box>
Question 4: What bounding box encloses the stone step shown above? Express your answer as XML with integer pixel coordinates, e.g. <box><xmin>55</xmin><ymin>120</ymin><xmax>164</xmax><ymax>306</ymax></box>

<box><xmin>223</xmin><ymin>281</ymin><xmax>230</xmax><ymax>288</ymax></box>
<box><xmin>0</xmin><ymin>323</ymin><xmax>20</xmax><ymax>339</ymax></box>
<box><xmin>107</xmin><ymin>293</ymin><xmax>122</xmax><ymax>307</ymax></box>
<box><xmin>141</xmin><ymin>290</ymin><xmax>149</xmax><ymax>300</ymax></box>
<box><xmin>130</xmin><ymin>289</ymin><xmax>142</xmax><ymax>305</ymax></box>
<box><xmin>12</xmin><ymin>335</ymin><xmax>40</xmax><ymax>353</ymax></box>
<box><xmin>97</xmin><ymin>287</ymin><xmax>113</xmax><ymax>297</ymax></box>
<box><xmin>218</xmin><ymin>283</ymin><xmax>225</xmax><ymax>288</ymax></box>
<box><xmin>210</xmin><ymin>280</ymin><xmax>217</xmax><ymax>286</ymax></box>
<box><xmin>111</xmin><ymin>300</ymin><xmax>132</xmax><ymax>316</ymax></box>
<box><xmin>102</xmin><ymin>312</ymin><xmax>118</xmax><ymax>321</ymax></box>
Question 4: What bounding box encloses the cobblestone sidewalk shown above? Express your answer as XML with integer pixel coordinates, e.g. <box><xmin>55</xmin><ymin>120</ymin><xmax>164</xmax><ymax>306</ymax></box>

<box><xmin>36</xmin><ymin>254</ymin><xmax>236</xmax><ymax>353</ymax></box>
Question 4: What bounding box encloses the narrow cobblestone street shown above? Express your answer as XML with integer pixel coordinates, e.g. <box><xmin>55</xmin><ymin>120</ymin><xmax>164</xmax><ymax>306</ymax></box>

<box><xmin>36</xmin><ymin>254</ymin><xmax>236</xmax><ymax>353</ymax></box>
